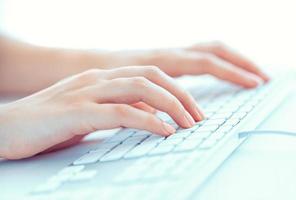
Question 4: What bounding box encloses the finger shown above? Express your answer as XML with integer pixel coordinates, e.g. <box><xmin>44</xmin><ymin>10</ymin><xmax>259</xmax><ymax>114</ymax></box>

<box><xmin>189</xmin><ymin>43</ymin><xmax>270</xmax><ymax>82</ymax></box>
<box><xmin>104</xmin><ymin>66</ymin><xmax>204</xmax><ymax>121</ymax></box>
<box><xmin>85</xmin><ymin>77</ymin><xmax>195</xmax><ymax>128</ymax></box>
<box><xmin>89</xmin><ymin>104</ymin><xmax>176</xmax><ymax>136</ymax></box>
<box><xmin>203</xmin><ymin>55</ymin><xmax>262</xmax><ymax>88</ymax></box>
<box><xmin>132</xmin><ymin>102</ymin><xmax>157</xmax><ymax>114</ymax></box>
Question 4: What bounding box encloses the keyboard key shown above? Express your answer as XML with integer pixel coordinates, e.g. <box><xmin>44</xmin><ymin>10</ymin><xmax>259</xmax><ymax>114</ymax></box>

<box><xmin>178</xmin><ymin>124</ymin><xmax>201</xmax><ymax>133</ymax></box>
<box><xmin>123</xmin><ymin>134</ymin><xmax>148</xmax><ymax>145</ymax></box>
<box><xmin>216</xmin><ymin>125</ymin><xmax>233</xmax><ymax>134</ymax></box>
<box><xmin>174</xmin><ymin>139</ymin><xmax>203</xmax><ymax>152</ymax></box>
<box><xmin>100</xmin><ymin>143</ymin><xmax>137</xmax><ymax>162</ymax></box>
<box><xmin>73</xmin><ymin>150</ymin><xmax>108</xmax><ymax>165</ymax></box>
<box><xmin>58</xmin><ymin>165</ymin><xmax>85</xmax><ymax>175</ymax></box>
<box><xmin>208</xmin><ymin>131</ymin><xmax>226</xmax><ymax>141</ymax></box>
<box><xmin>148</xmin><ymin>145</ymin><xmax>174</xmax><ymax>155</ymax></box>
<box><xmin>202</xmin><ymin>119</ymin><xmax>226</xmax><ymax>126</ymax></box>
<box><xmin>95</xmin><ymin>142</ymin><xmax>119</xmax><ymax>150</ymax></box>
<box><xmin>33</xmin><ymin>181</ymin><xmax>61</xmax><ymax>193</ymax></box>
<box><xmin>231</xmin><ymin>112</ymin><xmax>247</xmax><ymax>120</ymax></box>
<box><xmin>189</xmin><ymin>131</ymin><xmax>212</xmax><ymax>139</ymax></box>
<box><xmin>124</xmin><ymin>136</ymin><xmax>162</xmax><ymax>159</ymax></box>
<box><xmin>198</xmin><ymin>139</ymin><xmax>217</xmax><ymax>149</ymax></box>
<box><xmin>210</xmin><ymin>112</ymin><xmax>232</xmax><ymax>119</ymax></box>
<box><xmin>224</xmin><ymin>118</ymin><xmax>240</xmax><ymax>127</ymax></box>
<box><xmin>195</xmin><ymin>124</ymin><xmax>219</xmax><ymax>132</ymax></box>
<box><xmin>239</xmin><ymin>105</ymin><xmax>254</xmax><ymax>113</ymax></box>
<box><xmin>165</xmin><ymin>131</ymin><xmax>191</xmax><ymax>139</ymax></box>
<box><xmin>69</xmin><ymin>170</ymin><xmax>97</xmax><ymax>181</ymax></box>
<box><xmin>106</xmin><ymin>131</ymin><xmax>134</xmax><ymax>143</ymax></box>
<box><xmin>132</xmin><ymin>130</ymin><xmax>152</xmax><ymax>137</ymax></box>
<box><xmin>158</xmin><ymin>138</ymin><xmax>183</xmax><ymax>146</ymax></box>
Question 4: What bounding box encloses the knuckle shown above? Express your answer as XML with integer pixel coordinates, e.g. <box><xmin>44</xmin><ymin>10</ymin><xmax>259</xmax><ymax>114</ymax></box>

<box><xmin>130</xmin><ymin>77</ymin><xmax>150</xmax><ymax>88</ymax></box>
<box><xmin>113</xmin><ymin>104</ymin><xmax>130</xmax><ymax>117</ymax></box>
<box><xmin>198</xmin><ymin>53</ymin><xmax>216</xmax><ymax>73</ymax></box>
<box><xmin>78</xmin><ymin>69</ymin><xmax>102</xmax><ymax>83</ymax></box>
<box><xmin>211</xmin><ymin>41</ymin><xmax>226</xmax><ymax>53</ymax></box>
<box><xmin>144</xmin><ymin>65</ymin><xmax>162</xmax><ymax>76</ymax></box>
<box><xmin>82</xmin><ymin>69</ymin><xmax>101</xmax><ymax>77</ymax></box>
<box><xmin>180</xmin><ymin>89</ymin><xmax>191</xmax><ymax>99</ymax></box>
<box><xmin>167</xmin><ymin>97</ymin><xmax>181</xmax><ymax>111</ymax></box>
<box><xmin>144</xmin><ymin>114</ymin><xmax>158</xmax><ymax>125</ymax></box>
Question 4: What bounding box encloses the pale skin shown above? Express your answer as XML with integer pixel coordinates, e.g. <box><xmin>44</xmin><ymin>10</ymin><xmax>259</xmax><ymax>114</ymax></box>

<box><xmin>0</xmin><ymin>36</ymin><xmax>269</xmax><ymax>159</ymax></box>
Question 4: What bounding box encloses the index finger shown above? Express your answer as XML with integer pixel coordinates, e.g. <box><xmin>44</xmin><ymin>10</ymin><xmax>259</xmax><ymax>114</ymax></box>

<box><xmin>105</xmin><ymin>66</ymin><xmax>205</xmax><ymax>122</ymax></box>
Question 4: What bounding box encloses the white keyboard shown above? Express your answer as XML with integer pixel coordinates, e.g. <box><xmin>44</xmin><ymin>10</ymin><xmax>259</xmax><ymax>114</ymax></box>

<box><xmin>71</xmin><ymin>80</ymin><xmax>273</xmax><ymax>165</ymax></box>
<box><xmin>28</xmin><ymin>76</ymin><xmax>292</xmax><ymax>200</ymax></box>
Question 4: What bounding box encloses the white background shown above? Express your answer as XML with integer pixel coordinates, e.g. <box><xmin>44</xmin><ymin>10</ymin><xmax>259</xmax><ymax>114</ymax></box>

<box><xmin>0</xmin><ymin>1</ymin><xmax>296</xmax><ymax>200</ymax></box>
<box><xmin>1</xmin><ymin>0</ymin><xmax>296</xmax><ymax>69</ymax></box>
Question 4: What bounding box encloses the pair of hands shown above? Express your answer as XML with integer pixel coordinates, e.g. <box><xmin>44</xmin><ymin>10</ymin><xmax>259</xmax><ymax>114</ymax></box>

<box><xmin>0</xmin><ymin>42</ymin><xmax>268</xmax><ymax>159</ymax></box>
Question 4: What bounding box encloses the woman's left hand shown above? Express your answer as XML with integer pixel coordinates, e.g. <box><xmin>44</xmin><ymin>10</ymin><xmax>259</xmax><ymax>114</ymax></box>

<box><xmin>145</xmin><ymin>42</ymin><xmax>269</xmax><ymax>88</ymax></box>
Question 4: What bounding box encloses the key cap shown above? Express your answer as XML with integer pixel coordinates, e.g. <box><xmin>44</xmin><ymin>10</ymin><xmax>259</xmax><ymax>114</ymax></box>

<box><xmin>216</xmin><ymin>125</ymin><xmax>233</xmax><ymax>134</ymax></box>
<box><xmin>208</xmin><ymin>131</ymin><xmax>226</xmax><ymax>141</ymax></box>
<box><xmin>198</xmin><ymin>139</ymin><xmax>217</xmax><ymax>149</ymax></box>
<box><xmin>58</xmin><ymin>165</ymin><xmax>85</xmax><ymax>175</ymax></box>
<box><xmin>132</xmin><ymin>130</ymin><xmax>152</xmax><ymax>137</ymax></box>
<box><xmin>124</xmin><ymin>135</ymin><xmax>148</xmax><ymax>145</ymax></box>
<box><xmin>165</xmin><ymin>131</ymin><xmax>191</xmax><ymax>140</ymax></box>
<box><xmin>95</xmin><ymin>142</ymin><xmax>119</xmax><ymax>151</ymax></box>
<box><xmin>195</xmin><ymin>124</ymin><xmax>219</xmax><ymax>132</ymax></box>
<box><xmin>202</xmin><ymin>119</ymin><xmax>226</xmax><ymax>126</ymax></box>
<box><xmin>239</xmin><ymin>105</ymin><xmax>254</xmax><ymax>113</ymax></box>
<box><xmin>73</xmin><ymin>150</ymin><xmax>108</xmax><ymax>165</ymax></box>
<box><xmin>210</xmin><ymin>112</ymin><xmax>232</xmax><ymax>119</ymax></box>
<box><xmin>33</xmin><ymin>181</ymin><xmax>61</xmax><ymax>193</ymax></box>
<box><xmin>69</xmin><ymin>170</ymin><xmax>97</xmax><ymax>181</ymax></box>
<box><xmin>124</xmin><ymin>137</ymin><xmax>162</xmax><ymax>159</ymax></box>
<box><xmin>100</xmin><ymin>143</ymin><xmax>137</xmax><ymax>162</ymax></box>
<box><xmin>148</xmin><ymin>145</ymin><xmax>174</xmax><ymax>155</ymax></box>
<box><xmin>106</xmin><ymin>131</ymin><xmax>134</xmax><ymax>143</ymax></box>
<box><xmin>177</xmin><ymin>124</ymin><xmax>200</xmax><ymax>133</ymax></box>
<box><xmin>158</xmin><ymin>138</ymin><xmax>183</xmax><ymax>146</ymax></box>
<box><xmin>174</xmin><ymin>139</ymin><xmax>203</xmax><ymax>152</ymax></box>
<box><xmin>189</xmin><ymin>130</ymin><xmax>212</xmax><ymax>139</ymax></box>
<box><xmin>224</xmin><ymin>118</ymin><xmax>240</xmax><ymax>127</ymax></box>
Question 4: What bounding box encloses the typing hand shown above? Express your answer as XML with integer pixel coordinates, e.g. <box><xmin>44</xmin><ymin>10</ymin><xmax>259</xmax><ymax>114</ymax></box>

<box><xmin>0</xmin><ymin>66</ymin><xmax>204</xmax><ymax>159</ymax></box>
<box><xmin>149</xmin><ymin>42</ymin><xmax>269</xmax><ymax>88</ymax></box>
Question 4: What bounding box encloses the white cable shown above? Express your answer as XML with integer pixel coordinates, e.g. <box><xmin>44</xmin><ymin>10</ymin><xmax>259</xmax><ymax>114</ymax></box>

<box><xmin>239</xmin><ymin>130</ymin><xmax>296</xmax><ymax>139</ymax></box>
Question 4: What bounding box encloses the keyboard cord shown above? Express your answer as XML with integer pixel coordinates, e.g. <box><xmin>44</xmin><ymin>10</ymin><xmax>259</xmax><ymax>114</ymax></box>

<box><xmin>239</xmin><ymin>130</ymin><xmax>296</xmax><ymax>139</ymax></box>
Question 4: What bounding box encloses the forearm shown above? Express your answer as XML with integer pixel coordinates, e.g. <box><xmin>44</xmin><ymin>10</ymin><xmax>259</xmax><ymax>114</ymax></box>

<box><xmin>0</xmin><ymin>36</ymin><xmax>155</xmax><ymax>94</ymax></box>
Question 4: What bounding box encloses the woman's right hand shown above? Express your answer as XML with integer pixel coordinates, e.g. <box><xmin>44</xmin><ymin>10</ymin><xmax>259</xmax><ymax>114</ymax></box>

<box><xmin>0</xmin><ymin>66</ymin><xmax>204</xmax><ymax>159</ymax></box>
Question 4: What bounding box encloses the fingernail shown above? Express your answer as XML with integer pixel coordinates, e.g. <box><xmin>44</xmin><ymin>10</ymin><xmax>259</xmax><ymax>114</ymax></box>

<box><xmin>246</xmin><ymin>76</ymin><xmax>261</xmax><ymax>88</ymax></box>
<box><xmin>194</xmin><ymin>105</ymin><xmax>206</xmax><ymax>121</ymax></box>
<box><xmin>184</xmin><ymin>111</ymin><xmax>195</xmax><ymax>127</ymax></box>
<box><xmin>261</xmin><ymin>73</ymin><xmax>270</xmax><ymax>82</ymax></box>
<box><xmin>162</xmin><ymin>122</ymin><xmax>176</xmax><ymax>135</ymax></box>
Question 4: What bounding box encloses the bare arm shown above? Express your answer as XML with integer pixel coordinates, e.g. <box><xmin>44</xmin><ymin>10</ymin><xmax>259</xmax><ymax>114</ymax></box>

<box><xmin>0</xmin><ymin>36</ymin><xmax>268</xmax><ymax>95</ymax></box>
<box><xmin>0</xmin><ymin>35</ymin><xmax>150</xmax><ymax>94</ymax></box>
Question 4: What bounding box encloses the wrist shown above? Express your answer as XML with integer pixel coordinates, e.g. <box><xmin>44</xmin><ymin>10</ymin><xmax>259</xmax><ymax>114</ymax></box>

<box><xmin>135</xmin><ymin>49</ymin><xmax>167</xmax><ymax>66</ymax></box>
<box><xmin>92</xmin><ymin>49</ymin><xmax>167</xmax><ymax>69</ymax></box>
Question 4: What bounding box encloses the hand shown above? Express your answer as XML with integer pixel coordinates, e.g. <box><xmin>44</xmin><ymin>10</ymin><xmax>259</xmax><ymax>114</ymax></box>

<box><xmin>148</xmin><ymin>42</ymin><xmax>269</xmax><ymax>88</ymax></box>
<box><xmin>0</xmin><ymin>66</ymin><xmax>203</xmax><ymax>159</ymax></box>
